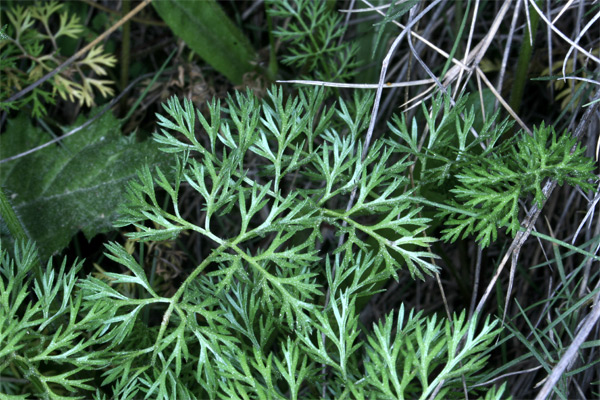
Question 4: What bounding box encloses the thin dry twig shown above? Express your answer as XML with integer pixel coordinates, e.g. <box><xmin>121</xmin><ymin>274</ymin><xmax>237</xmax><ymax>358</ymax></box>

<box><xmin>545</xmin><ymin>0</ymin><xmax>554</xmax><ymax>101</ymax></box>
<box><xmin>0</xmin><ymin>69</ymin><xmax>169</xmax><ymax>165</ymax></box>
<box><xmin>476</xmin><ymin>67</ymin><xmax>533</xmax><ymax>134</ymax></box>
<box><xmin>534</xmin><ymin>295</ymin><xmax>600</xmax><ymax>400</ymax></box>
<box><xmin>551</xmin><ymin>0</ymin><xmax>576</xmax><ymax>24</ymax></box>
<box><xmin>454</xmin><ymin>0</ymin><xmax>513</xmax><ymax>99</ymax></box>
<box><xmin>529</xmin><ymin>0</ymin><xmax>600</xmax><ymax>66</ymax></box>
<box><xmin>472</xmin><ymin>365</ymin><xmax>544</xmax><ymax>387</ymax></box>
<box><xmin>468</xmin><ymin>246</ymin><xmax>483</xmax><ymax>319</ymax></box>
<box><xmin>454</xmin><ymin>0</ymin><xmax>480</xmax><ymax>97</ymax></box>
<box><xmin>275</xmin><ymin>79</ymin><xmax>435</xmax><ymax>88</ymax></box>
<box><xmin>490</xmin><ymin>0</ymin><xmax>522</xmax><ymax>110</ymax></box>
<box><xmin>358</xmin><ymin>0</ymin><xmax>470</xmax><ymax>76</ymax></box>
<box><xmin>79</xmin><ymin>0</ymin><xmax>164</xmax><ymax>26</ymax></box>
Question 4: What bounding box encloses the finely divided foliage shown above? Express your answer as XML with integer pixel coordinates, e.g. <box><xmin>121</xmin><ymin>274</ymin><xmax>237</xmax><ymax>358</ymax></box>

<box><xmin>0</xmin><ymin>87</ymin><xmax>535</xmax><ymax>399</ymax></box>
<box><xmin>267</xmin><ymin>0</ymin><xmax>361</xmax><ymax>82</ymax></box>
<box><xmin>1</xmin><ymin>0</ymin><xmax>598</xmax><ymax>398</ymax></box>
<box><xmin>387</xmin><ymin>95</ymin><xmax>595</xmax><ymax>248</ymax></box>
<box><xmin>0</xmin><ymin>1</ymin><xmax>116</xmax><ymax>117</ymax></box>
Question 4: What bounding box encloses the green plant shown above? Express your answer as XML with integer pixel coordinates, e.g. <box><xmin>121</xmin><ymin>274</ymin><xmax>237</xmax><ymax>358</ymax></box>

<box><xmin>2</xmin><ymin>0</ymin><xmax>599</xmax><ymax>398</ymax></box>
<box><xmin>387</xmin><ymin>93</ymin><xmax>596</xmax><ymax>248</ymax></box>
<box><xmin>0</xmin><ymin>1</ymin><xmax>116</xmax><ymax>117</ymax></box>
<box><xmin>0</xmin><ymin>86</ymin><xmax>517</xmax><ymax>399</ymax></box>
<box><xmin>267</xmin><ymin>0</ymin><xmax>361</xmax><ymax>81</ymax></box>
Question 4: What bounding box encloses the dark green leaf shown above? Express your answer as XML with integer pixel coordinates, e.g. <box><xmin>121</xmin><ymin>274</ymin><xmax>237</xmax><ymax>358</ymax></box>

<box><xmin>153</xmin><ymin>0</ymin><xmax>258</xmax><ymax>84</ymax></box>
<box><xmin>0</xmin><ymin>113</ymin><xmax>171</xmax><ymax>259</ymax></box>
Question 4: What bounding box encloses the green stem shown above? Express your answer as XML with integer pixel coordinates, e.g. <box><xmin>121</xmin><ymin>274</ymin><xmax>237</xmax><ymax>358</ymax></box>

<box><xmin>0</xmin><ymin>186</ymin><xmax>44</xmax><ymax>282</ymax></box>
<box><xmin>265</xmin><ymin>4</ymin><xmax>278</xmax><ymax>81</ymax></box>
<box><xmin>151</xmin><ymin>246</ymin><xmax>222</xmax><ymax>364</ymax></box>
<box><xmin>119</xmin><ymin>0</ymin><xmax>131</xmax><ymax>113</ymax></box>
<box><xmin>509</xmin><ymin>0</ymin><xmax>542</xmax><ymax>114</ymax></box>
<box><xmin>0</xmin><ymin>186</ymin><xmax>28</xmax><ymax>243</ymax></box>
<box><xmin>441</xmin><ymin>0</ymin><xmax>471</xmax><ymax>79</ymax></box>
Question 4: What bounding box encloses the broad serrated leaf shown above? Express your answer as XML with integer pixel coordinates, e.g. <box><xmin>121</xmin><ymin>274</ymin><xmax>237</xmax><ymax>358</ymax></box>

<box><xmin>0</xmin><ymin>112</ymin><xmax>172</xmax><ymax>259</ymax></box>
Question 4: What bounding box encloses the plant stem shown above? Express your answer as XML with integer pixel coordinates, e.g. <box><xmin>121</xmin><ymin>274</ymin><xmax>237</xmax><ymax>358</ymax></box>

<box><xmin>0</xmin><ymin>186</ymin><xmax>43</xmax><ymax>281</ymax></box>
<box><xmin>120</xmin><ymin>0</ymin><xmax>132</xmax><ymax>113</ymax></box>
<box><xmin>509</xmin><ymin>0</ymin><xmax>542</xmax><ymax>115</ymax></box>
<box><xmin>0</xmin><ymin>186</ymin><xmax>28</xmax><ymax>243</ymax></box>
